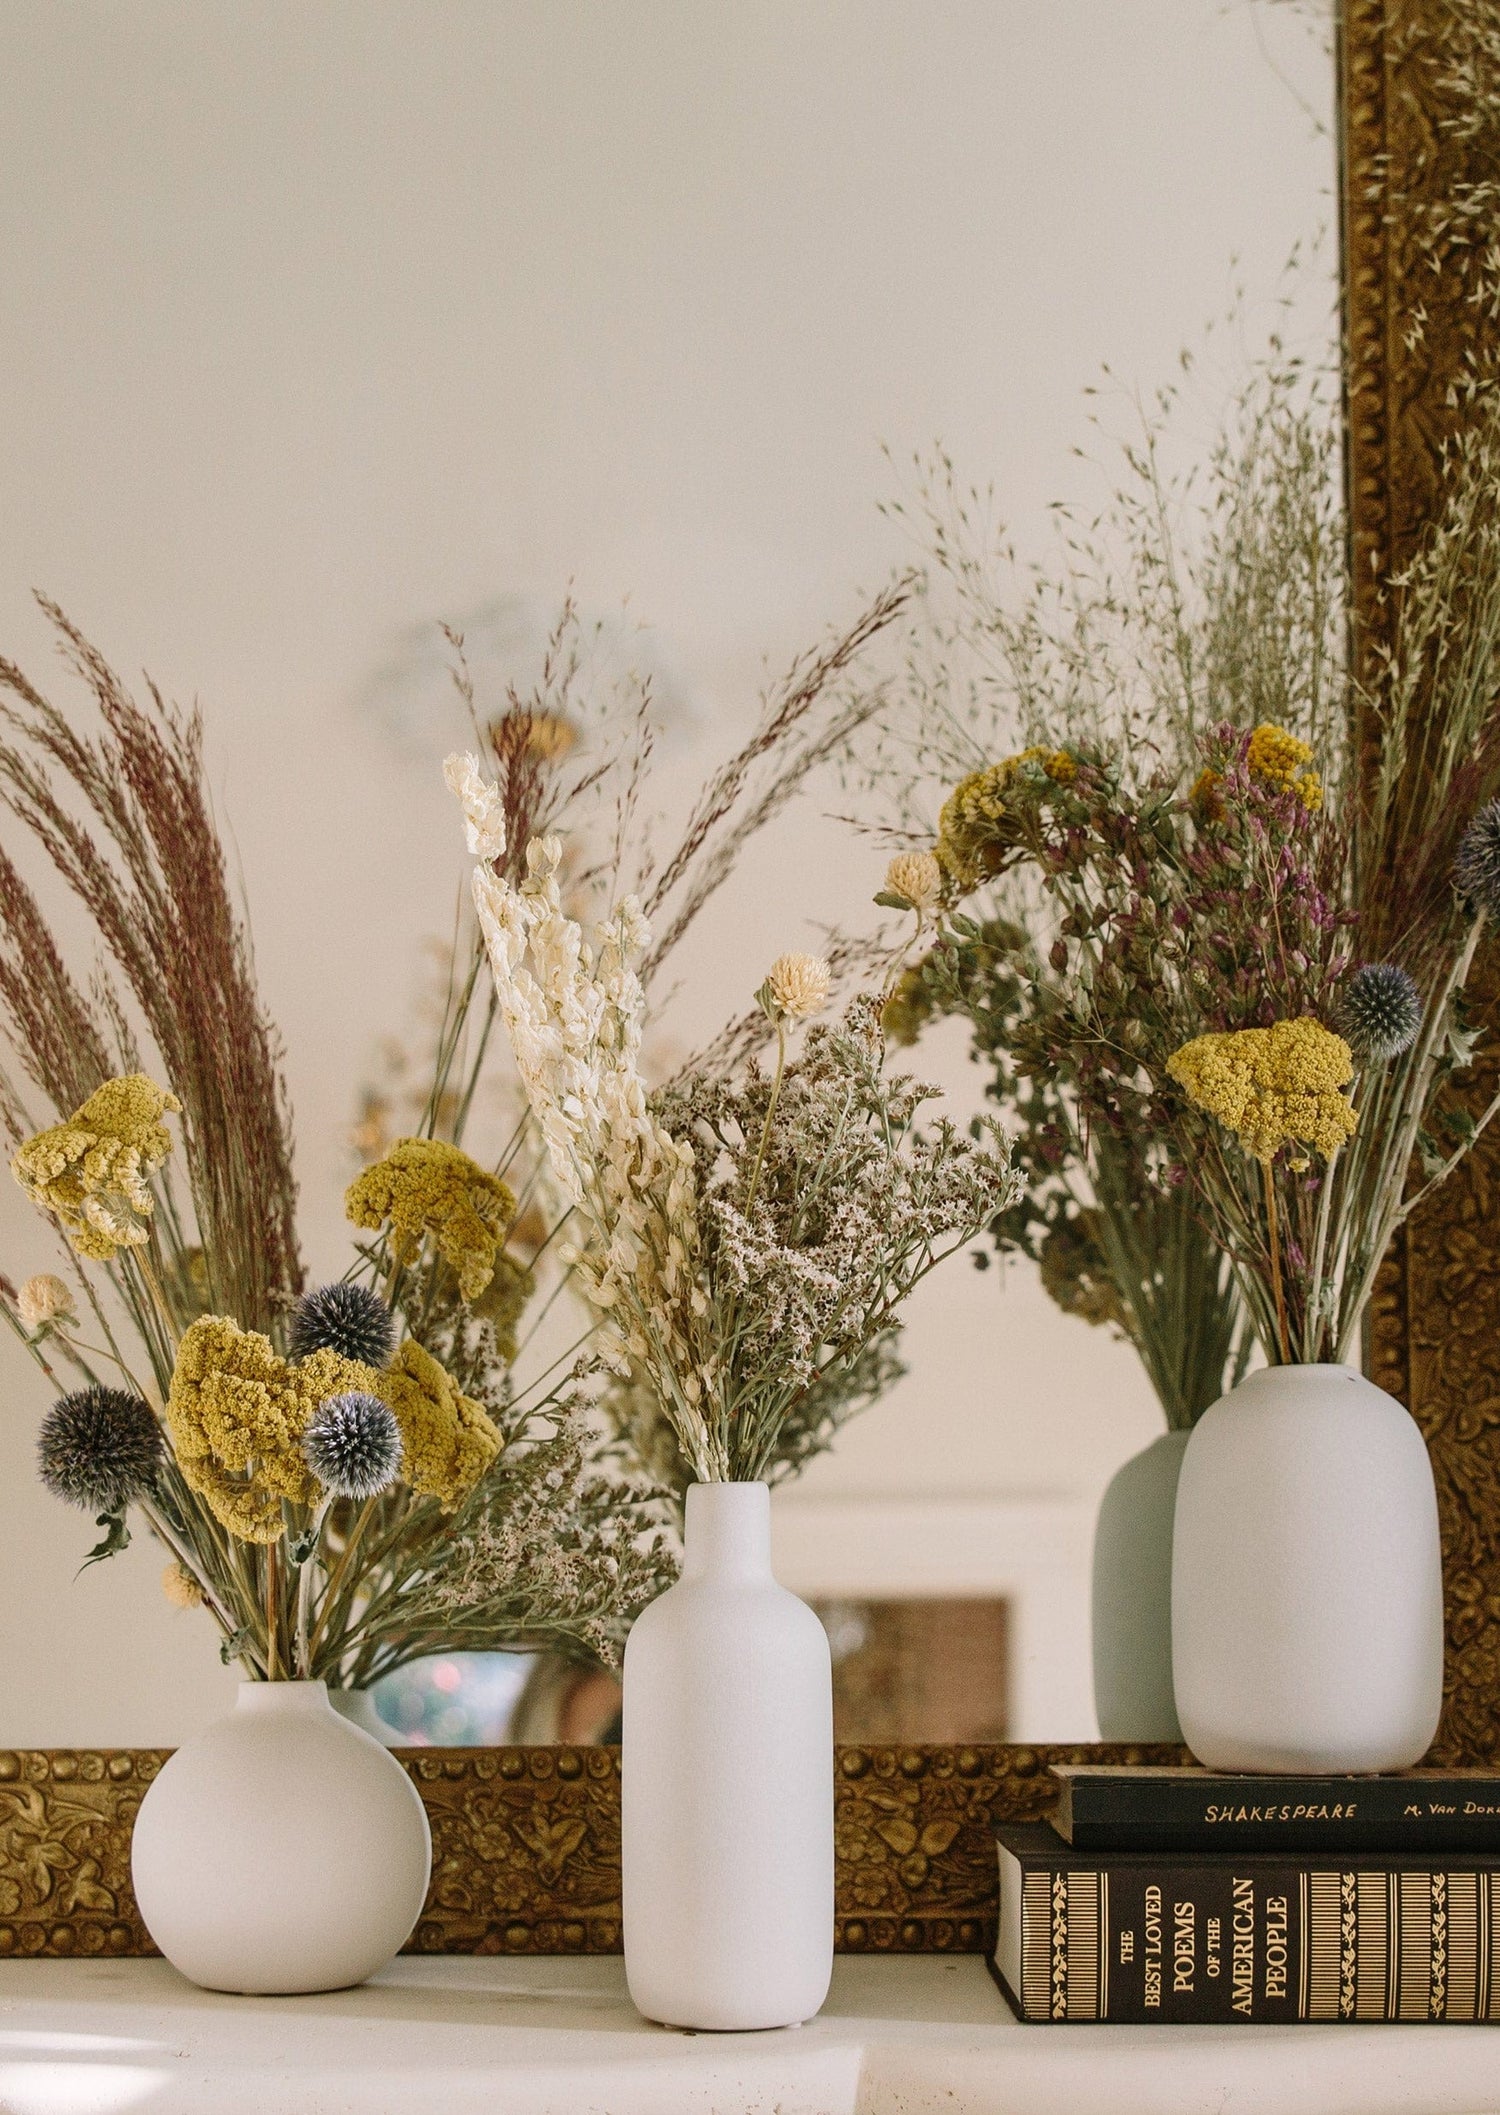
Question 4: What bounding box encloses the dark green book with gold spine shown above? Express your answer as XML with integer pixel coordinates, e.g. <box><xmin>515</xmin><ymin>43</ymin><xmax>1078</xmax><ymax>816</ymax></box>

<box><xmin>1049</xmin><ymin>1765</ymin><xmax>1500</xmax><ymax>1854</ymax></box>
<box><xmin>995</xmin><ymin>1823</ymin><xmax>1500</xmax><ymax>2024</ymax></box>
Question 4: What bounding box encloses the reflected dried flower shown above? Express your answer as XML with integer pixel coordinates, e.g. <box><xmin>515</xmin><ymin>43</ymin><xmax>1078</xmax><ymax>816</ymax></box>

<box><xmin>1339</xmin><ymin>964</ymin><xmax>1422</xmax><ymax>1063</ymax></box>
<box><xmin>883</xmin><ymin>850</ymin><xmax>942</xmax><ymax>913</ymax></box>
<box><xmin>1456</xmin><ymin>797</ymin><xmax>1500</xmax><ymax>919</ymax></box>
<box><xmin>1247</xmin><ymin>722</ymin><xmax>1322</xmax><ymax>810</ymax></box>
<box><xmin>1168</xmin><ymin>1020</ymin><xmax>1357</xmax><ymax>1165</ymax></box>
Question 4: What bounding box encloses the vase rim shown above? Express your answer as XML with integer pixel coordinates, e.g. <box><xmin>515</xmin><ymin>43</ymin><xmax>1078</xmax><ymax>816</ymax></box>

<box><xmin>235</xmin><ymin>1678</ymin><xmax>331</xmax><ymax>1711</ymax></box>
<box><xmin>1237</xmin><ymin>1361</ymin><xmax>1364</xmax><ymax>1380</ymax></box>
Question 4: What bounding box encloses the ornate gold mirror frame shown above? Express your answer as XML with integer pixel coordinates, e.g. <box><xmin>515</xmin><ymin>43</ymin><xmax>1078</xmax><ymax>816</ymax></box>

<box><xmin>1</xmin><ymin>0</ymin><xmax>1491</xmax><ymax>1965</ymax></box>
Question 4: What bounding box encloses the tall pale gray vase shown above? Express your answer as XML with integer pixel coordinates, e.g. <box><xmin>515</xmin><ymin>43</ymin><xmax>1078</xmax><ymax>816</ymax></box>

<box><xmin>1091</xmin><ymin>1430</ymin><xmax>1190</xmax><ymax>1742</ymax></box>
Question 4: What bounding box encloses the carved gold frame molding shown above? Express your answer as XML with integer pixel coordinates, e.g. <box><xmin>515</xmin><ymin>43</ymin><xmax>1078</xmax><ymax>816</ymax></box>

<box><xmin>0</xmin><ymin>1743</ymin><xmax>1183</xmax><ymax>1962</ymax></box>
<box><xmin>2</xmin><ymin>0</ymin><xmax>1488</xmax><ymax>1962</ymax></box>
<box><xmin>1348</xmin><ymin>0</ymin><xmax>1500</xmax><ymax>1766</ymax></box>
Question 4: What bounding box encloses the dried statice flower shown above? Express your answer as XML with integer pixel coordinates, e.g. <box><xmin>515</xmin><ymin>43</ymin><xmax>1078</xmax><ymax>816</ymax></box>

<box><xmin>1456</xmin><ymin>798</ymin><xmax>1500</xmax><ymax>919</ymax></box>
<box><xmin>761</xmin><ymin>952</ymin><xmax>831</xmax><ymax>1022</ymax></box>
<box><xmin>302</xmin><ymin>1392</ymin><xmax>404</xmax><ymax>1499</ymax></box>
<box><xmin>15</xmin><ymin>1272</ymin><xmax>74</xmax><ymax>1332</ymax></box>
<box><xmin>451</xmin><ymin>769</ymin><xmax>1019</xmax><ymax>1484</ymax></box>
<box><xmin>38</xmin><ymin>1386</ymin><xmax>160</xmax><ymax>1513</ymax></box>
<box><xmin>290</xmin><ymin>1282</ymin><xmax>396</xmax><ymax>1368</ymax></box>
<box><xmin>1339</xmin><ymin>964</ymin><xmax>1422</xmax><ymax>1063</ymax></box>
<box><xmin>405</xmin><ymin>1385</ymin><xmax>677</xmax><ymax>1674</ymax></box>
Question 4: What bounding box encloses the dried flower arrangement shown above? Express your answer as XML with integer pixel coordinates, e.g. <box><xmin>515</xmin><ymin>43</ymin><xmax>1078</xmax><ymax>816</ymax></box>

<box><xmin>866</xmin><ymin>309</ymin><xmax>1500</xmax><ymax>1387</ymax></box>
<box><xmin>862</xmin><ymin>332</ymin><xmax>1342</xmax><ymax>1420</ymax></box>
<box><xmin>0</xmin><ymin>605</ymin><xmax>672</xmax><ymax>1683</ymax></box>
<box><xmin>873</xmin><ymin>368</ymin><xmax>1500</xmax><ymax>1373</ymax></box>
<box><xmin>447</xmin><ymin>752</ymin><xmax>1021</xmax><ymax>1487</ymax></box>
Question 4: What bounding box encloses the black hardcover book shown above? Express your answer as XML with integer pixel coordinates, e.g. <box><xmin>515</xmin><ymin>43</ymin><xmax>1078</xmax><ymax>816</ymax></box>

<box><xmin>1050</xmin><ymin>1764</ymin><xmax>1500</xmax><ymax>1854</ymax></box>
<box><xmin>994</xmin><ymin>1821</ymin><xmax>1500</xmax><ymax>2024</ymax></box>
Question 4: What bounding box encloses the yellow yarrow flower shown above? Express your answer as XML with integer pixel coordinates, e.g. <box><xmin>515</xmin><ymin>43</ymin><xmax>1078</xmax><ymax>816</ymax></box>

<box><xmin>12</xmin><ymin>1074</ymin><xmax>181</xmax><ymax>1261</ymax></box>
<box><xmin>167</xmin><ymin>1315</ymin><xmax>380</xmax><ymax>1542</ymax></box>
<box><xmin>1247</xmin><ymin>723</ymin><xmax>1322</xmax><ymax>813</ymax></box>
<box><xmin>345</xmin><ymin>1137</ymin><xmax>515</xmax><ymax>1301</ymax></box>
<box><xmin>936</xmin><ymin>747</ymin><xmax>1077</xmax><ymax>894</ymax></box>
<box><xmin>382</xmin><ymin>1338</ymin><xmax>501</xmax><ymax>1508</ymax></box>
<box><xmin>1167</xmin><ymin>1018</ymin><xmax>1357</xmax><ymax>1165</ymax></box>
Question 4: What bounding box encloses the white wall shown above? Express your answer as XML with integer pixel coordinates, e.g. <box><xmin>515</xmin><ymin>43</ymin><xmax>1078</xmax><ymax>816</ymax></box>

<box><xmin>0</xmin><ymin>0</ymin><xmax>1333</xmax><ymax>1744</ymax></box>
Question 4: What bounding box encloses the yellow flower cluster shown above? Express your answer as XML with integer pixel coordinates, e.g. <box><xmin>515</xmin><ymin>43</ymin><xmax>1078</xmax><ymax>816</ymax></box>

<box><xmin>167</xmin><ymin>1315</ymin><xmax>372</xmax><ymax>1541</ymax></box>
<box><xmin>1167</xmin><ymin>1018</ymin><xmax>1358</xmax><ymax>1165</ymax></box>
<box><xmin>345</xmin><ymin>1137</ymin><xmax>515</xmax><ymax>1301</ymax></box>
<box><xmin>1247</xmin><ymin>723</ymin><xmax>1322</xmax><ymax>812</ymax></box>
<box><xmin>166</xmin><ymin>1314</ymin><xmax>502</xmax><ymax>1540</ymax></box>
<box><xmin>937</xmin><ymin>748</ymin><xmax>1077</xmax><ymax>894</ymax></box>
<box><xmin>12</xmin><ymin>1074</ymin><xmax>181</xmax><ymax>1260</ymax></box>
<box><xmin>382</xmin><ymin>1339</ymin><xmax>501</xmax><ymax>1507</ymax></box>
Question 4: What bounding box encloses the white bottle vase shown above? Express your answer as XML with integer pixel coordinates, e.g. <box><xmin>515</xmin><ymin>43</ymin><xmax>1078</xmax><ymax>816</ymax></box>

<box><xmin>1172</xmin><ymin>1363</ymin><xmax>1444</xmax><ymax>1772</ymax></box>
<box><xmin>1091</xmin><ymin>1429</ymin><xmax>1189</xmax><ymax>1742</ymax></box>
<box><xmin>131</xmin><ymin>1679</ymin><xmax>432</xmax><ymax>1993</ymax></box>
<box><xmin>622</xmin><ymin>1480</ymin><xmax>834</xmax><ymax>2030</ymax></box>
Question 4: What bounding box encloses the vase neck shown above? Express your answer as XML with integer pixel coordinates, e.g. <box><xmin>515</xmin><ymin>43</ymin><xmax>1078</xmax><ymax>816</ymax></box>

<box><xmin>235</xmin><ymin>1678</ymin><xmax>331</xmax><ymax>1715</ymax></box>
<box><xmin>682</xmin><ymin>1481</ymin><xmax>772</xmax><ymax>1583</ymax></box>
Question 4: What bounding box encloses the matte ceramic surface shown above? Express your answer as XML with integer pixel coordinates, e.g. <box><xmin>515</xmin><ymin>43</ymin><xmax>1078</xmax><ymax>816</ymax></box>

<box><xmin>1172</xmin><ymin>1364</ymin><xmax>1443</xmax><ymax>1773</ymax></box>
<box><xmin>622</xmin><ymin>1480</ymin><xmax>834</xmax><ymax>2030</ymax></box>
<box><xmin>1092</xmin><ymin>1428</ymin><xmax>1189</xmax><ymax>1742</ymax></box>
<box><xmin>131</xmin><ymin>1679</ymin><xmax>431</xmax><ymax>1993</ymax></box>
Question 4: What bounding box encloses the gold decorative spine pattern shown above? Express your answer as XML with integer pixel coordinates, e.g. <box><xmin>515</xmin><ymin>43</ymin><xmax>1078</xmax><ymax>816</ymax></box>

<box><xmin>0</xmin><ymin>1741</ymin><xmax>1184</xmax><ymax>1960</ymax></box>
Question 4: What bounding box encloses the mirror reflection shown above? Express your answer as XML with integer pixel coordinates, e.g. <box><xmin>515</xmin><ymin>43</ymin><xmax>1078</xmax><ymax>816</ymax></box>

<box><xmin>0</xmin><ymin>1</ymin><xmax>1335</xmax><ymax>1751</ymax></box>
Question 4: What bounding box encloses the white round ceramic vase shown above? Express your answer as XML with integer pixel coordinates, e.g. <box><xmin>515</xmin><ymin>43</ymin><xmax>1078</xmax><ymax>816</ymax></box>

<box><xmin>131</xmin><ymin>1678</ymin><xmax>432</xmax><ymax>1993</ymax></box>
<box><xmin>1092</xmin><ymin>1428</ymin><xmax>1189</xmax><ymax>1742</ymax></box>
<box><xmin>1172</xmin><ymin>1363</ymin><xmax>1443</xmax><ymax>1773</ymax></box>
<box><xmin>622</xmin><ymin>1480</ymin><xmax>834</xmax><ymax>2030</ymax></box>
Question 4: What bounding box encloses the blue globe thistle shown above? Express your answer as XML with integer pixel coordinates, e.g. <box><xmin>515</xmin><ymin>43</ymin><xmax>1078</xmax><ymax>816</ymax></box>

<box><xmin>1339</xmin><ymin>962</ymin><xmax>1423</xmax><ymax>1063</ymax></box>
<box><xmin>303</xmin><ymin>1392</ymin><xmax>403</xmax><ymax>1499</ymax></box>
<box><xmin>290</xmin><ymin>1282</ymin><xmax>395</xmax><ymax>1368</ymax></box>
<box><xmin>1456</xmin><ymin>798</ymin><xmax>1500</xmax><ymax>918</ymax></box>
<box><xmin>38</xmin><ymin>1387</ymin><xmax>160</xmax><ymax>1513</ymax></box>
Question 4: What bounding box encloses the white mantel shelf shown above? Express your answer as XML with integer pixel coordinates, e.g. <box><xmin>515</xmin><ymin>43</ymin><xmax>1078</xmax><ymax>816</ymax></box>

<box><xmin>0</xmin><ymin>1953</ymin><xmax>1495</xmax><ymax>2115</ymax></box>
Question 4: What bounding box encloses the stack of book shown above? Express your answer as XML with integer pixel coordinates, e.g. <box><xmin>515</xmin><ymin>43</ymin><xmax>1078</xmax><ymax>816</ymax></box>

<box><xmin>993</xmin><ymin>1764</ymin><xmax>1500</xmax><ymax>2024</ymax></box>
